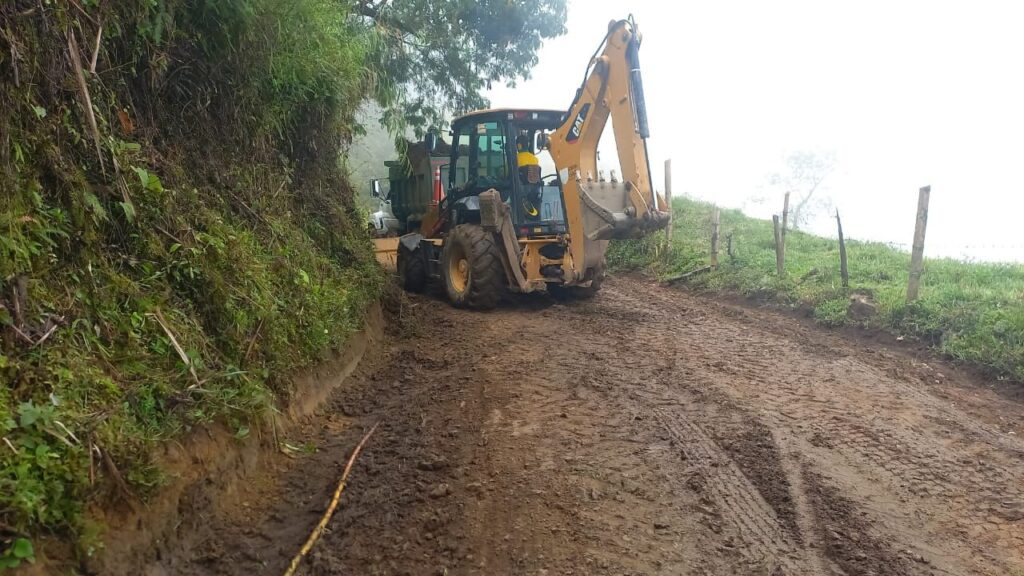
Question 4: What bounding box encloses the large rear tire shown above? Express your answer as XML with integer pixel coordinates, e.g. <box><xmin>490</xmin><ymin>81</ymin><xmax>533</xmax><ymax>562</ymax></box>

<box><xmin>397</xmin><ymin>245</ymin><xmax>427</xmax><ymax>293</ymax></box>
<box><xmin>442</xmin><ymin>224</ymin><xmax>505</xmax><ymax>309</ymax></box>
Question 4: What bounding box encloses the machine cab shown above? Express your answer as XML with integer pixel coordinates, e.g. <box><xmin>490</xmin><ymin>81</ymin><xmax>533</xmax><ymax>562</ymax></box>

<box><xmin>445</xmin><ymin>109</ymin><xmax>568</xmax><ymax>238</ymax></box>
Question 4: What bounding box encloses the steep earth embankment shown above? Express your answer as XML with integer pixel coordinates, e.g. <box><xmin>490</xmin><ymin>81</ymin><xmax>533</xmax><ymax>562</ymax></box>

<box><xmin>1</xmin><ymin>3</ymin><xmax>379</xmax><ymax>568</ymax></box>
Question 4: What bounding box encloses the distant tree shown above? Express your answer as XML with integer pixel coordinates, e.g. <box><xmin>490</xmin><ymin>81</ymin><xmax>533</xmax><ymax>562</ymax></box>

<box><xmin>768</xmin><ymin>151</ymin><xmax>837</xmax><ymax>230</ymax></box>
<box><xmin>354</xmin><ymin>0</ymin><xmax>567</xmax><ymax>136</ymax></box>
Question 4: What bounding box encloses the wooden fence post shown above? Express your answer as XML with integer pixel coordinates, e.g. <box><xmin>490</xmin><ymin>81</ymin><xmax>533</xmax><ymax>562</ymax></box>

<box><xmin>836</xmin><ymin>209</ymin><xmax>849</xmax><ymax>288</ymax></box>
<box><xmin>782</xmin><ymin>189</ymin><xmax>790</xmax><ymax>234</ymax></box>
<box><xmin>906</xmin><ymin>185</ymin><xmax>931</xmax><ymax>302</ymax></box>
<box><xmin>663</xmin><ymin>159</ymin><xmax>673</xmax><ymax>254</ymax></box>
<box><xmin>772</xmin><ymin>215</ymin><xmax>784</xmax><ymax>276</ymax></box>
<box><xmin>779</xmin><ymin>192</ymin><xmax>790</xmax><ymax>270</ymax></box>
<box><xmin>726</xmin><ymin>233</ymin><xmax>734</xmax><ymax>262</ymax></box>
<box><xmin>710</xmin><ymin>208</ymin><xmax>720</xmax><ymax>268</ymax></box>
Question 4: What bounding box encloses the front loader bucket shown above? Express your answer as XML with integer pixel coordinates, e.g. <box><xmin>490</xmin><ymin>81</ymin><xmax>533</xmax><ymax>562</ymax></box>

<box><xmin>578</xmin><ymin>180</ymin><xmax>670</xmax><ymax>241</ymax></box>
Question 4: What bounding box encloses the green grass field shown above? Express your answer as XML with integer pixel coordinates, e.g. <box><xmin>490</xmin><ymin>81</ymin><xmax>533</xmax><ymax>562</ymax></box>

<box><xmin>607</xmin><ymin>197</ymin><xmax>1024</xmax><ymax>382</ymax></box>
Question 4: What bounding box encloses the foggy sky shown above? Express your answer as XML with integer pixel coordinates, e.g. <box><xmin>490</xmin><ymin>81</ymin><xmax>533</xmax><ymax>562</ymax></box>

<box><xmin>486</xmin><ymin>0</ymin><xmax>1024</xmax><ymax>262</ymax></box>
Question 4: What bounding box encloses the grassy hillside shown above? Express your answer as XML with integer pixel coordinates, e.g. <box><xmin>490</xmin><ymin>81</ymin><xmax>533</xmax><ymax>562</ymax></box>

<box><xmin>608</xmin><ymin>197</ymin><xmax>1024</xmax><ymax>382</ymax></box>
<box><xmin>0</xmin><ymin>1</ymin><xmax>383</xmax><ymax>565</ymax></box>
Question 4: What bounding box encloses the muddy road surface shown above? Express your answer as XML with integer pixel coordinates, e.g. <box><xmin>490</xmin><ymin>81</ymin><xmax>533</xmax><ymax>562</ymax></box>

<box><xmin>173</xmin><ymin>277</ymin><xmax>1024</xmax><ymax>576</ymax></box>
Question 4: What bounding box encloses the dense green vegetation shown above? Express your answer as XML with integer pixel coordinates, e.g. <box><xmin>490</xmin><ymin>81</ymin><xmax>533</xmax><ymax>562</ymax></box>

<box><xmin>0</xmin><ymin>2</ymin><xmax>381</xmax><ymax>561</ymax></box>
<box><xmin>0</xmin><ymin>0</ymin><xmax>565</xmax><ymax>566</ymax></box>
<box><xmin>361</xmin><ymin>0</ymin><xmax>567</xmax><ymax>133</ymax></box>
<box><xmin>608</xmin><ymin>197</ymin><xmax>1024</xmax><ymax>382</ymax></box>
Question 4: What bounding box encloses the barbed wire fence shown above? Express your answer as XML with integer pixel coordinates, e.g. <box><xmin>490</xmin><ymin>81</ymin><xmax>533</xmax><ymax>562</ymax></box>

<box><xmin>660</xmin><ymin>160</ymin><xmax>1023</xmax><ymax>299</ymax></box>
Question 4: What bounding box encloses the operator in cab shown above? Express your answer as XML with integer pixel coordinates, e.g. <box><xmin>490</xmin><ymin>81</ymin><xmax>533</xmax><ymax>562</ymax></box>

<box><xmin>516</xmin><ymin>133</ymin><xmax>543</xmax><ymax>220</ymax></box>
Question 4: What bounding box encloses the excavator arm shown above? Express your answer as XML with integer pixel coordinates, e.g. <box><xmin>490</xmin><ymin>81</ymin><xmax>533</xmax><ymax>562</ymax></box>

<box><xmin>548</xmin><ymin>16</ymin><xmax>669</xmax><ymax>281</ymax></box>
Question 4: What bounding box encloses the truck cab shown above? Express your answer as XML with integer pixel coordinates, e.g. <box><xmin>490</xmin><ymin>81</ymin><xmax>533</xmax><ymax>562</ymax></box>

<box><xmin>368</xmin><ymin>179</ymin><xmax>401</xmax><ymax>237</ymax></box>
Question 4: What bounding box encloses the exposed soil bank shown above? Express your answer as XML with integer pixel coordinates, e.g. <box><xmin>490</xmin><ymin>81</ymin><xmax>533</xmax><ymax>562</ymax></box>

<box><xmin>78</xmin><ymin>305</ymin><xmax>383</xmax><ymax>576</ymax></box>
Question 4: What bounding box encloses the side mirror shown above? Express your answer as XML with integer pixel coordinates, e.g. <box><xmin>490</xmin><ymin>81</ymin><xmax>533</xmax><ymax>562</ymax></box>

<box><xmin>371</xmin><ymin>179</ymin><xmax>383</xmax><ymax>199</ymax></box>
<box><xmin>425</xmin><ymin>132</ymin><xmax>439</xmax><ymax>153</ymax></box>
<box><xmin>537</xmin><ymin>132</ymin><xmax>551</xmax><ymax>150</ymax></box>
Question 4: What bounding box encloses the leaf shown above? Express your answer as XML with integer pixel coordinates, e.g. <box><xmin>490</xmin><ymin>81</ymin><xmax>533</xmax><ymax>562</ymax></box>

<box><xmin>119</xmin><ymin>201</ymin><xmax>137</xmax><ymax>223</ymax></box>
<box><xmin>281</xmin><ymin>442</ymin><xmax>303</xmax><ymax>455</ymax></box>
<box><xmin>32</xmin><ymin>106</ymin><xmax>47</xmax><ymax>119</ymax></box>
<box><xmin>12</xmin><ymin>538</ymin><xmax>34</xmax><ymax>560</ymax></box>
<box><xmin>132</xmin><ymin>166</ymin><xmax>150</xmax><ymax>188</ymax></box>
<box><xmin>18</xmin><ymin>403</ymin><xmax>38</xmax><ymax>427</ymax></box>
<box><xmin>82</xmin><ymin>191</ymin><xmax>108</xmax><ymax>221</ymax></box>
<box><xmin>117</xmin><ymin>110</ymin><xmax>135</xmax><ymax>134</ymax></box>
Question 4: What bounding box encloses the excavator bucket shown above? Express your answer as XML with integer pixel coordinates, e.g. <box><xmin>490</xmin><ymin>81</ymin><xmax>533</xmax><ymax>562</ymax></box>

<box><xmin>576</xmin><ymin>179</ymin><xmax>670</xmax><ymax>241</ymax></box>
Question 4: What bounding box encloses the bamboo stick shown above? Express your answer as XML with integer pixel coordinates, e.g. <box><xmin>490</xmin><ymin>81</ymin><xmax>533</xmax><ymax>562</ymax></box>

<box><xmin>282</xmin><ymin>422</ymin><xmax>380</xmax><ymax>576</ymax></box>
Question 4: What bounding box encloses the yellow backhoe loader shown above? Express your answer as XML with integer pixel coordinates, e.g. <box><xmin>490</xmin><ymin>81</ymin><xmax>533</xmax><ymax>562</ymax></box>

<box><xmin>392</xmin><ymin>15</ymin><xmax>669</xmax><ymax>308</ymax></box>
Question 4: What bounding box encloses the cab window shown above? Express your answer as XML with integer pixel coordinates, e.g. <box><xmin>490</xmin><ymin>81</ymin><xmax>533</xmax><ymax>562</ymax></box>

<box><xmin>474</xmin><ymin>122</ymin><xmax>508</xmax><ymax>182</ymax></box>
<box><xmin>450</xmin><ymin>120</ymin><xmax>509</xmax><ymax>193</ymax></box>
<box><xmin>451</xmin><ymin>131</ymin><xmax>470</xmax><ymax>190</ymax></box>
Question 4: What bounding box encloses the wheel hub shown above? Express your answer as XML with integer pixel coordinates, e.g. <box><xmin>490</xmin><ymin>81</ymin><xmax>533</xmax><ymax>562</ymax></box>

<box><xmin>450</xmin><ymin>254</ymin><xmax>469</xmax><ymax>293</ymax></box>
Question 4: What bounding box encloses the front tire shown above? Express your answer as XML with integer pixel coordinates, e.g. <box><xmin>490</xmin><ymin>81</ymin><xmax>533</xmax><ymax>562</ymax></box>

<box><xmin>397</xmin><ymin>245</ymin><xmax>427</xmax><ymax>293</ymax></box>
<box><xmin>442</xmin><ymin>224</ymin><xmax>505</xmax><ymax>309</ymax></box>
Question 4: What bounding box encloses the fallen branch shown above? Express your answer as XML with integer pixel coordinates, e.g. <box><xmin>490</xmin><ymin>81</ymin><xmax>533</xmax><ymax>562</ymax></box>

<box><xmin>67</xmin><ymin>0</ymin><xmax>100</xmax><ymax>26</ymax></box>
<box><xmin>88</xmin><ymin>439</ymin><xmax>96</xmax><ymax>486</ymax></box>
<box><xmin>11</xmin><ymin>275</ymin><xmax>27</xmax><ymax>329</ymax></box>
<box><xmin>227</xmin><ymin>190</ymin><xmax>276</xmax><ymax>234</ymax></box>
<box><xmin>662</xmin><ymin>265</ymin><xmax>713</xmax><ymax>286</ymax></box>
<box><xmin>3</xmin><ymin>27</ymin><xmax>19</xmax><ymax>87</ymax></box>
<box><xmin>97</xmin><ymin>442</ymin><xmax>137</xmax><ymax>510</ymax></box>
<box><xmin>271</xmin><ymin>178</ymin><xmax>288</xmax><ymax>201</ymax></box>
<box><xmin>53</xmin><ymin>420</ymin><xmax>81</xmax><ymax>444</ymax></box>
<box><xmin>271</xmin><ymin>410</ymin><xmax>281</xmax><ymax>454</ymax></box>
<box><xmin>243</xmin><ymin>318</ymin><xmax>265</xmax><ymax>366</ymax></box>
<box><xmin>154</xmin><ymin>224</ymin><xmax>184</xmax><ymax>246</ymax></box>
<box><xmin>10</xmin><ymin>325</ymin><xmax>34</xmax><ymax>346</ymax></box>
<box><xmin>110</xmin><ymin>154</ymin><xmax>135</xmax><ymax>213</ymax></box>
<box><xmin>44</xmin><ymin>427</ymin><xmax>76</xmax><ymax>448</ymax></box>
<box><xmin>68</xmin><ymin>29</ymin><xmax>106</xmax><ymax>175</ymax></box>
<box><xmin>32</xmin><ymin>316</ymin><xmax>64</xmax><ymax>348</ymax></box>
<box><xmin>89</xmin><ymin>17</ymin><xmax>103</xmax><ymax>74</ymax></box>
<box><xmin>283</xmin><ymin>422</ymin><xmax>380</xmax><ymax>576</ymax></box>
<box><xmin>150</xmin><ymin>308</ymin><xmax>201</xmax><ymax>388</ymax></box>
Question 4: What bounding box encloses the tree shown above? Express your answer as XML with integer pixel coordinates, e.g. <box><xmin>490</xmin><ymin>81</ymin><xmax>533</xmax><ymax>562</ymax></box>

<box><xmin>768</xmin><ymin>151</ymin><xmax>837</xmax><ymax>230</ymax></box>
<box><xmin>354</xmin><ymin>0</ymin><xmax>567</xmax><ymax>135</ymax></box>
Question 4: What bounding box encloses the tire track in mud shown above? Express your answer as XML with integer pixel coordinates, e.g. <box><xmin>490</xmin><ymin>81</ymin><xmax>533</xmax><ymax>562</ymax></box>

<box><xmin>774</xmin><ymin>446</ymin><xmax>836</xmax><ymax>576</ymax></box>
<box><xmin>472</xmin><ymin>315</ymin><xmax>743</xmax><ymax>575</ymax></box>
<box><xmin>702</xmin><ymin>340</ymin><xmax>1024</xmax><ymax>565</ymax></box>
<box><xmin>171</xmin><ymin>277</ymin><xmax>1024</xmax><ymax>576</ymax></box>
<box><xmin>601</xmin><ymin>280</ymin><xmax>1024</xmax><ymax>574</ymax></box>
<box><xmin>652</xmin><ymin>407</ymin><xmax>814</xmax><ymax>574</ymax></box>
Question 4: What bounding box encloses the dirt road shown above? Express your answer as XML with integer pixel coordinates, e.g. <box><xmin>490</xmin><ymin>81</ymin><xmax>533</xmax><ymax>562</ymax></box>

<box><xmin>171</xmin><ymin>277</ymin><xmax>1024</xmax><ymax>576</ymax></box>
